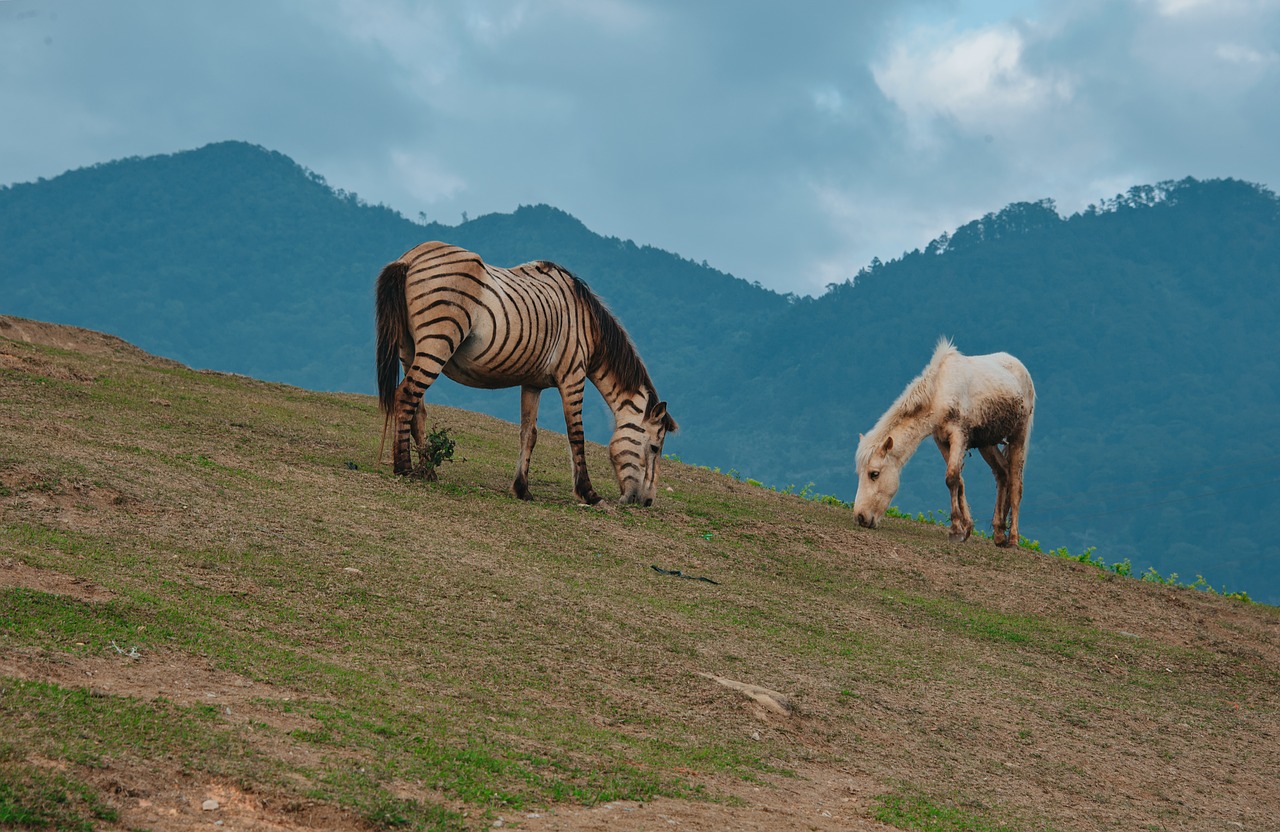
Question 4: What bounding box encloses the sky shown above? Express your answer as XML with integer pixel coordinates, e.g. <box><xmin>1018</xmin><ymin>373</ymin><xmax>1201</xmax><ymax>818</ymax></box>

<box><xmin>2</xmin><ymin>0</ymin><xmax>1278</xmax><ymax>296</ymax></box>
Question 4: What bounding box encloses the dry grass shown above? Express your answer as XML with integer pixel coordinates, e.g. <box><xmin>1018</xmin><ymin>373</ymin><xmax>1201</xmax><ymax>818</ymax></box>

<box><xmin>2</xmin><ymin>316</ymin><xmax>1278</xmax><ymax>832</ymax></box>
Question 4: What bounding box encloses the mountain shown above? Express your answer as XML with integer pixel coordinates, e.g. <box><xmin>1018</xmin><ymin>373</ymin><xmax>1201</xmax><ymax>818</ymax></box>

<box><xmin>2</xmin><ymin>142</ymin><xmax>1278</xmax><ymax>603</ymax></box>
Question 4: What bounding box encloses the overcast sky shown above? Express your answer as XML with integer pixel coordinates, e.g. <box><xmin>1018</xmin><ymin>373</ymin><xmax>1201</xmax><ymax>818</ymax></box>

<box><xmin>3</xmin><ymin>0</ymin><xmax>1278</xmax><ymax>295</ymax></box>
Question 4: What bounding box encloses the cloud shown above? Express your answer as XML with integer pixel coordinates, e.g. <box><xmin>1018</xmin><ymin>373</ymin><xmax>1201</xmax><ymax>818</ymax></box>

<box><xmin>873</xmin><ymin>22</ymin><xmax>1073</xmax><ymax>147</ymax></box>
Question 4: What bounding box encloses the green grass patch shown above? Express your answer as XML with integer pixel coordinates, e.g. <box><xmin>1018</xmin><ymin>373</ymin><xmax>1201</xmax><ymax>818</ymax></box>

<box><xmin>0</xmin><ymin>677</ymin><xmax>253</xmax><ymax>773</ymax></box>
<box><xmin>876</xmin><ymin>589</ymin><xmax>1092</xmax><ymax>654</ymax></box>
<box><xmin>873</xmin><ymin>791</ymin><xmax>1044</xmax><ymax>832</ymax></box>
<box><xmin>0</xmin><ymin>587</ymin><xmax>153</xmax><ymax>654</ymax></box>
<box><xmin>0</xmin><ymin>757</ymin><xmax>119</xmax><ymax>831</ymax></box>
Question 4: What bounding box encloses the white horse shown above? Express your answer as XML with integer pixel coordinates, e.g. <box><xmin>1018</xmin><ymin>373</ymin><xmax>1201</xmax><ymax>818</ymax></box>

<box><xmin>853</xmin><ymin>338</ymin><xmax>1035</xmax><ymax>547</ymax></box>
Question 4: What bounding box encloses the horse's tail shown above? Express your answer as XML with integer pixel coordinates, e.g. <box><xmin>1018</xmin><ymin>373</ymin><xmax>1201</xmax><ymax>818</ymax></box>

<box><xmin>375</xmin><ymin>260</ymin><xmax>411</xmax><ymax>416</ymax></box>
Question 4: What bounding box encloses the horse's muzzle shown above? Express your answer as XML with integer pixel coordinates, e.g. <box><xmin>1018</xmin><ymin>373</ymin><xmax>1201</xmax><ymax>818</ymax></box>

<box><xmin>855</xmin><ymin>512</ymin><xmax>877</xmax><ymax>529</ymax></box>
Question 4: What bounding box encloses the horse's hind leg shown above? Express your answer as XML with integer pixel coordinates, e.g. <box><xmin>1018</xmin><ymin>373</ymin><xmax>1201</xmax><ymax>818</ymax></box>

<box><xmin>1005</xmin><ymin>435</ymin><xmax>1029</xmax><ymax>547</ymax></box>
<box><xmin>935</xmin><ymin>433</ymin><xmax>974</xmax><ymax>542</ymax></box>
<box><xmin>410</xmin><ymin>401</ymin><xmax>426</xmax><ymax>449</ymax></box>
<box><xmin>980</xmin><ymin>445</ymin><xmax>1012</xmax><ymax>546</ymax></box>
<box><xmin>392</xmin><ymin>379</ymin><xmax>430</xmax><ymax>476</ymax></box>
<box><xmin>392</xmin><ymin>331</ymin><xmax>457</xmax><ymax>476</ymax></box>
<box><xmin>513</xmin><ymin>385</ymin><xmax>541</xmax><ymax>500</ymax></box>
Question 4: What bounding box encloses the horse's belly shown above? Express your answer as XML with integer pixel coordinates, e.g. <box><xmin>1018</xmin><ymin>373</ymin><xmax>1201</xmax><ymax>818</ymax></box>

<box><xmin>967</xmin><ymin>425</ymin><xmax>1011</xmax><ymax>449</ymax></box>
<box><xmin>443</xmin><ymin>340</ymin><xmax>556</xmax><ymax>390</ymax></box>
<box><xmin>964</xmin><ymin>405</ymin><xmax>1026</xmax><ymax>449</ymax></box>
<box><xmin>441</xmin><ymin>359</ymin><xmax>508</xmax><ymax>389</ymax></box>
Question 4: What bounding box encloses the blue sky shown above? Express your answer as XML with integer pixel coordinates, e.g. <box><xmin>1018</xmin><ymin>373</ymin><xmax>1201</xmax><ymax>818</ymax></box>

<box><xmin>2</xmin><ymin>0</ymin><xmax>1278</xmax><ymax>295</ymax></box>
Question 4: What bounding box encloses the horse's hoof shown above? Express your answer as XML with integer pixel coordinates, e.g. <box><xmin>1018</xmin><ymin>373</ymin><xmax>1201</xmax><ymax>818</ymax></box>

<box><xmin>948</xmin><ymin>531</ymin><xmax>966</xmax><ymax>542</ymax></box>
<box><xmin>995</xmin><ymin>539</ymin><xmax>1014</xmax><ymax>549</ymax></box>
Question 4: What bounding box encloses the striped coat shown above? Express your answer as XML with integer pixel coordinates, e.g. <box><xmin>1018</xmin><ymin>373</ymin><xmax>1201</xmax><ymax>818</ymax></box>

<box><xmin>376</xmin><ymin>242</ymin><xmax>677</xmax><ymax>505</ymax></box>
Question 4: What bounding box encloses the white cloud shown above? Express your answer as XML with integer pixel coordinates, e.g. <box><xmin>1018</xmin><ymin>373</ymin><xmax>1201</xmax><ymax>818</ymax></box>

<box><xmin>872</xmin><ymin>22</ymin><xmax>1072</xmax><ymax>143</ymax></box>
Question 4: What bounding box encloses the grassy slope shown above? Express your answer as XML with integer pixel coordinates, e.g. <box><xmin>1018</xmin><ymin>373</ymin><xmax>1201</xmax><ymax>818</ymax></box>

<box><xmin>1</xmin><ymin>318</ymin><xmax>1278</xmax><ymax>832</ymax></box>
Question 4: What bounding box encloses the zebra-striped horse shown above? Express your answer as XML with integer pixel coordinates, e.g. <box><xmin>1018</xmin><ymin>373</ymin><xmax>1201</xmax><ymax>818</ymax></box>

<box><xmin>376</xmin><ymin>242</ymin><xmax>678</xmax><ymax>506</ymax></box>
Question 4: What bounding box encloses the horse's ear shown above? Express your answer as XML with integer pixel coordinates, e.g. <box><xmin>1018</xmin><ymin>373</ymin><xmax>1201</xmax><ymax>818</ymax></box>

<box><xmin>881</xmin><ymin>435</ymin><xmax>894</xmax><ymax>453</ymax></box>
<box><xmin>652</xmin><ymin>401</ymin><xmax>678</xmax><ymax>432</ymax></box>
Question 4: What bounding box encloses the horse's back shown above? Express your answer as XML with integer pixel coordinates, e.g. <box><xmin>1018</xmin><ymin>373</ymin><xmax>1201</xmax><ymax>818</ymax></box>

<box><xmin>395</xmin><ymin>242</ymin><xmax>489</xmax><ymax>287</ymax></box>
<box><xmin>961</xmin><ymin>352</ymin><xmax>1034</xmax><ymax>399</ymax></box>
<box><xmin>941</xmin><ymin>351</ymin><xmax>1035</xmax><ymax>442</ymax></box>
<box><xmin>399</xmin><ymin>240</ymin><xmax>468</xmax><ymax>262</ymax></box>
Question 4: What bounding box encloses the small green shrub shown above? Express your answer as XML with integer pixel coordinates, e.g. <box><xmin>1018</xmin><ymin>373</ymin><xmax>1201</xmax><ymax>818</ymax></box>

<box><xmin>412</xmin><ymin>426</ymin><xmax>456</xmax><ymax>482</ymax></box>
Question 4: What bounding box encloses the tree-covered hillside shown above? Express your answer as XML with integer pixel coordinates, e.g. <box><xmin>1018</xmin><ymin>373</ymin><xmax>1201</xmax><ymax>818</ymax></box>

<box><xmin>2</xmin><ymin>143</ymin><xmax>1277</xmax><ymax>602</ymax></box>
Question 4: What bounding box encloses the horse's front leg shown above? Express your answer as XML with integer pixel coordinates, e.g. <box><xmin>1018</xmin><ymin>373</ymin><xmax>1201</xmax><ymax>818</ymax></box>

<box><xmin>979</xmin><ymin>445</ymin><xmax>1011</xmax><ymax>546</ymax></box>
<box><xmin>935</xmin><ymin>433</ymin><xmax>973</xmax><ymax>542</ymax></box>
<box><xmin>513</xmin><ymin>385</ymin><xmax>541</xmax><ymax>501</ymax></box>
<box><xmin>557</xmin><ymin>370</ymin><xmax>601</xmax><ymax>505</ymax></box>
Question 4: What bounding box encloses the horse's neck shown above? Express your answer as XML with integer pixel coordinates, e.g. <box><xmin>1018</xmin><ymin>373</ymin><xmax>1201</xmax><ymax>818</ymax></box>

<box><xmin>883</xmin><ymin>409</ymin><xmax>937</xmax><ymax>463</ymax></box>
<box><xmin>589</xmin><ymin>365</ymin><xmax>647</xmax><ymax>421</ymax></box>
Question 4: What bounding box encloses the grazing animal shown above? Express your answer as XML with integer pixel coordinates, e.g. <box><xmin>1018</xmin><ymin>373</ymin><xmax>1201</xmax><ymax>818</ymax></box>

<box><xmin>853</xmin><ymin>338</ymin><xmax>1034</xmax><ymax>546</ymax></box>
<box><xmin>375</xmin><ymin>242</ymin><xmax>677</xmax><ymax>505</ymax></box>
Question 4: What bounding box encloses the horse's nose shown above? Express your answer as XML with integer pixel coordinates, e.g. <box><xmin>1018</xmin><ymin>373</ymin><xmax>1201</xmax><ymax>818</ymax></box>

<box><xmin>856</xmin><ymin>512</ymin><xmax>873</xmax><ymax>528</ymax></box>
<box><xmin>643</xmin><ymin>497</ymin><xmax>653</xmax><ymax>507</ymax></box>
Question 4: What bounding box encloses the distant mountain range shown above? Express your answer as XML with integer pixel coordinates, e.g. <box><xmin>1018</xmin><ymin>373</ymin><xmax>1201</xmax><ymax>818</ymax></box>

<box><xmin>2</xmin><ymin>141</ymin><xmax>1277</xmax><ymax>603</ymax></box>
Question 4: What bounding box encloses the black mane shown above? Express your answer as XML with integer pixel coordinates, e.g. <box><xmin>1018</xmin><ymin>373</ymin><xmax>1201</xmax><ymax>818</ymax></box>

<box><xmin>567</xmin><ymin>272</ymin><xmax>655</xmax><ymax>397</ymax></box>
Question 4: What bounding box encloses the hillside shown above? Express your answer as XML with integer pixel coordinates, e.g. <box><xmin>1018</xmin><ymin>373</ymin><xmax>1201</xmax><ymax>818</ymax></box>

<box><xmin>2</xmin><ymin>319</ymin><xmax>1279</xmax><ymax>831</ymax></box>
<box><xmin>1</xmin><ymin>142</ymin><xmax>1278</xmax><ymax>605</ymax></box>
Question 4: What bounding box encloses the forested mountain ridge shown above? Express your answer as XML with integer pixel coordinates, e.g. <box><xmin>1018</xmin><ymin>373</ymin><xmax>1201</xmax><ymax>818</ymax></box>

<box><xmin>0</xmin><ymin>141</ymin><xmax>782</xmax><ymax>412</ymax></box>
<box><xmin>2</xmin><ymin>142</ymin><xmax>1277</xmax><ymax>602</ymax></box>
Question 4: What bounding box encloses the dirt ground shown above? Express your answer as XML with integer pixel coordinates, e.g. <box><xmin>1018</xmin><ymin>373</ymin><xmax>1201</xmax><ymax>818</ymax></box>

<box><xmin>6</xmin><ymin>548</ymin><xmax>1277</xmax><ymax>832</ymax></box>
<box><xmin>0</xmin><ymin>571</ymin><xmax>892</xmax><ymax>832</ymax></box>
<box><xmin>0</xmin><ymin>606</ymin><xmax>891</xmax><ymax>832</ymax></box>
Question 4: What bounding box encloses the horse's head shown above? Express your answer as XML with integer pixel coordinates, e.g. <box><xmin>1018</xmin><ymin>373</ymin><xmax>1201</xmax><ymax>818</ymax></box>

<box><xmin>610</xmin><ymin>390</ymin><xmax>677</xmax><ymax>506</ymax></box>
<box><xmin>853</xmin><ymin>432</ymin><xmax>902</xmax><ymax>529</ymax></box>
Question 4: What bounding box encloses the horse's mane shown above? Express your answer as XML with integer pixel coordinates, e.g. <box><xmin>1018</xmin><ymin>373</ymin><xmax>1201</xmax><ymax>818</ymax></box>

<box><xmin>856</xmin><ymin>337</ymin><xmax>957</xmax><ymax>469</ymax></box>
<box><xmin>545</xmin><ymin>263</ymin><xmax>656</xmax><ymax>398</ymax></box>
